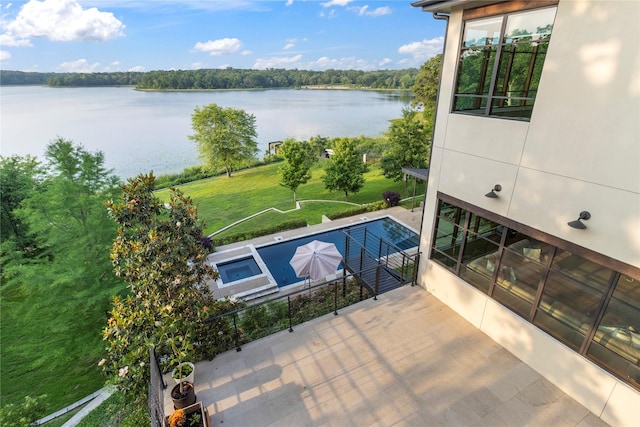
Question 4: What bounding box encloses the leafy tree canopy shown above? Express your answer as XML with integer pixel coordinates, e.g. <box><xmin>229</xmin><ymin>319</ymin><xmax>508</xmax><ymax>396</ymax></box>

<box><xmin>2</xmin><ymin>138</ymin><xmax>121</xmax><ymax>291</ymax></box>
<box><xmin>322</xmin><ymin>137</ymin><xmax>368</xmax><ymax>202</ymax></box>
<box><xmin>381</xmin><ymin>108</ymin><xmax>431</xmax><ymax>182</ymax></box>
<box><xmin>189</xmin><ymin>103</ymin><xmax>258</xmax><ymax>177</ymax></box>
<box><xmin>412</xmin><ymin>54</ymin><xmax>442</xmax><ymax>118</ymax></box>
<box><xmin>0</xmin><ymin>154</ymin><xmax>40</xmax><ymax>249</ymax></box>
<box><xmin>278</xmin><ymin>138</ymin><xmax>317</xmax><ymax>204</ymax></box>
<box><xmin>102</xmin><ymin>174</ymin><xmax>239</xmax><ymax>397</ymax></box>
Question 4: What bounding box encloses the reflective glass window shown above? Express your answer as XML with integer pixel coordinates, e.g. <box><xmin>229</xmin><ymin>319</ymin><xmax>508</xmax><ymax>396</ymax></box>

<box><xmin>534</xmin><ymin>250</ymin><xmax>613</xmax><ymax>350</ymax></box>
<box><xmin>587</xmin><ymin>274</ymin><xmax>640</xmax><ymax>387</ymax></box>
<box><xmin>460</xmin><ymin>215</ymin><xmax>503</xmax><ymax>294</ymax></box>
<box><xmin>453</xmin><ymin>6</ymin><xmax>557</xmax><ymax>120</ymax></box>
<box><xmin>431</xmin><ymin>201</ymin><xmax>468</xmax><ymax>270</ymax></box>
<box><xmin>491</xmin><ymin>230</ymin><xmax>550</xmax><ymax>318</ymax></box>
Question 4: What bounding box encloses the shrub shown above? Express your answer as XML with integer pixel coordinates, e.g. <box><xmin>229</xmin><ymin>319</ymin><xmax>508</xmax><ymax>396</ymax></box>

<box><xmin>212</xmin><ymin>219</ymin><xmax>307</xmax><ymax>246</ymax></box>
<box><xmin>0</xmin><ymin>395</ymin><xmax>48</xmax><ymax>427</ymax></box>
<box><xmin>325</xmin><ymin>201</ymin><xmax>387</xmax><ymax>220</ymax></box>
<box><xmin>382</xmin><ymin>191</ymin><xmax>401</xmax><ymax>207</ymax></box>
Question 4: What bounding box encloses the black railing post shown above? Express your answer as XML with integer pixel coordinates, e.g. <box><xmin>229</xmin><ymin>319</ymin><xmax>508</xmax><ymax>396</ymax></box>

<box><xmin>333</xmin><ymin>282</ymin><xmax>338</xmax><ymax>315</ymax></box>
<box><xmin>342</xmin><ymin>268</ymin><xmax>347</xmax><ymax>297</ymax></box>
<box><xmin>374</xmin><ymin>266</ymin><xmax>380</xmax><ymax>300</ymax></box>
<box><xmin>287</xmin><ymin>295</ymin><xmax>293</xmax><ymax>332</ymax></box>
<box><xmin>233</xmin><ymin>313</ymin><xmax>242</xmax><ymax>352</ymax></box>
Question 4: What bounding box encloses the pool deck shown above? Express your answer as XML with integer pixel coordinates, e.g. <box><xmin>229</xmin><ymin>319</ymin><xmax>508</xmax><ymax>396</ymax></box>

<box><xmin>164</xmin><ymin>284</ymin><xmax>609</xmax><ymax>426</ymax></box>
<box><xmin>206</xmin><ymin>206</ymin><xmax>424</xmax><ymax>301</ymax></box>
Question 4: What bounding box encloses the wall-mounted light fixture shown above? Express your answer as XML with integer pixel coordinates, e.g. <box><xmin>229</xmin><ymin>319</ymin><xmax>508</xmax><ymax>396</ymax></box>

<box><xmin>485</xmin><ymin>184</ymin><xmax>502</xmax><ymax>198</ymax></box>
<box><xmin>567</xmin><ymin>211</ymin><xmax>591</xmax><ymax>229</ymax></box>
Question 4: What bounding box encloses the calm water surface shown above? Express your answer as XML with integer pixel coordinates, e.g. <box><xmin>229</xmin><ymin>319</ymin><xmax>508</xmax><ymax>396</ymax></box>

<box><xmin>1</xmin><ymin>86</ymin><xmax>410</xmax><ymax>179</ymax></box>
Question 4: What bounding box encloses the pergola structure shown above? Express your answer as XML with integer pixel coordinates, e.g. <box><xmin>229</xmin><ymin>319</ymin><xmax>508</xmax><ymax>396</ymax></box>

<box><xmin>401</xmin><ymin>167</ymin><xmax>428</xmax><ymax>211</ymax></box>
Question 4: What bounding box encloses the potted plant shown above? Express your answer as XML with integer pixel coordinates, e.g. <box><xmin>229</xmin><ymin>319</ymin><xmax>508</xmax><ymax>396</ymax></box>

<box><xmin>166</xmin><ymin>329</ymin><xmax>197</xmax><ymax>408</ymax></box>
<box><xmin>167</xmin><ymin>401</ymin><xmax>209</xmax><ymax>427</ymax></box>
<box><xmin>172</xmin><ymin>362</ymin><xmax>195</xmax><ymax>384</ymax></box>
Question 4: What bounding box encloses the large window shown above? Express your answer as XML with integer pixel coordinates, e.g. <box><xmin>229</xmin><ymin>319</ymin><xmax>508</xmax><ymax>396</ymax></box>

<box><xmin>453</xmin><ymin>6</ymin><xmax>557</xmax><ymax>120</ymax></box>
<box><xmin>430</xmin><ymin>197</ymin><xmax>640</xmax><ymax>390</ymax></box>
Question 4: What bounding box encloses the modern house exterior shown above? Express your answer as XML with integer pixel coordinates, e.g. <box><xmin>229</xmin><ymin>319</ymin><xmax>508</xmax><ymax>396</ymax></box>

<box><xmin>411</xmin><ymin>0</ymin><xmax>639</xmax><ymax>425</ymax></box>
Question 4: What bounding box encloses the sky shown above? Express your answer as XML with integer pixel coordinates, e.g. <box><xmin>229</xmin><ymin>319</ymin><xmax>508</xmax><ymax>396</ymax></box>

<box><xmin>0</xmin><ymin>0</ymin><xmax>446</xmax><ymax>73</ymax></box>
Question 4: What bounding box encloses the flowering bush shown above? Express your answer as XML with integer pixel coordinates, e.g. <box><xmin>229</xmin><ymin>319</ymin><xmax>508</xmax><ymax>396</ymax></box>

<box><xmin>101</xmin><ymin>174</ymin><xmax>228</xmax><ymax>398</ymax></box>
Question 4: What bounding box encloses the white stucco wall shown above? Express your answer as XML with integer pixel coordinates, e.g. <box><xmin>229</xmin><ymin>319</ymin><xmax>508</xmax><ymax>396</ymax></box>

<box><xmin>422</xmin><ymin>0</ymin><xmax>640</xmax><ymax>267</ymax></box>
<box><xmin>417</xmin><ymin>1</ymin><xmax>640</xmax><ymax>425</ymax></box>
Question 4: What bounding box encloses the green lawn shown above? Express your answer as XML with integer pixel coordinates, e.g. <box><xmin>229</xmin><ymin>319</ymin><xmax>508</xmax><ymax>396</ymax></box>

<box><xmin>159</xmin><ymin>160</ymin><xmax>414</xmax><ymax>235</ymax></box>
<box><xmin>0</xmin><ymin>277</ymin><xmax>126</xmax><ymax>413</ymax></box>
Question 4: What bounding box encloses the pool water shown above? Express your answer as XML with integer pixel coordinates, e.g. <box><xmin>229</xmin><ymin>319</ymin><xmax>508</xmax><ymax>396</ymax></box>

<box><xmin>218</xmin><ymin>256</ymin><xmax>262</xmax><ymax>284</ymax></box>
<box><xmin>257</xmin><ymin>217</ymin><xmax>418</xmax><ymax>288</ymax></box>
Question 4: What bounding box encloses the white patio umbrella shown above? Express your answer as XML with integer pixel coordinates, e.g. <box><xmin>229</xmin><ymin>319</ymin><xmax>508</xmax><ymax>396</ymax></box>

<box><xmin>289</xmin><ymin>240</ymin><xmax>342</xmax><ymax>281</ymax></box>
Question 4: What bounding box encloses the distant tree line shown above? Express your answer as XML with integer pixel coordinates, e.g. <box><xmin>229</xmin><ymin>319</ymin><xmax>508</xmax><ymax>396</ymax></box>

<box><xmin>0</xmin><ymin>68</ymin><xmax>419</xmax><ymax>90</ymax></box>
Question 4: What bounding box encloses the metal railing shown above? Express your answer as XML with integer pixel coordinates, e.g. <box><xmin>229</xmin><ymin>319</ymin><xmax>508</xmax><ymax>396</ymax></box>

<box><xmin>342</xmin><ymin>225</ymin><xmax>420</xmax><ymax>297</ymax></box>
<box><xmin>201</xmin><ymin>225</ymin><xmax>419</xmax><ymax>354</ymax></box>
<box><xmin>203</xmin><ymin>272</ymin><xmax>374</xmax><ymax>353</ymax></box>
<box><xmin>149</xmin><ymin>347</ymin><xmax>167</xmax><ymax>427</ymax></box>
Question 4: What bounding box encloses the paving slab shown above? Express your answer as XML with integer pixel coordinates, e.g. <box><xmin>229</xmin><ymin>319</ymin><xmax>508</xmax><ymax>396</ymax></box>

<box><xmin>170</xmin><ymin>285</ymin><xmax>610</xmax><ymax>427</ymax></box>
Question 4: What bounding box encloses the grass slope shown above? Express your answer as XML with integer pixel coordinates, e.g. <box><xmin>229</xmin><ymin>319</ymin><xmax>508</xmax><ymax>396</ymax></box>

<box><xmin>159</xmin><ymin>160</ymin><xmax>410</xmax><ymax>235</ymax></box>
<box><xmin>0</xmin><ymin>278</ymin><xmax>126</xmax><ymax>412</ymax></box>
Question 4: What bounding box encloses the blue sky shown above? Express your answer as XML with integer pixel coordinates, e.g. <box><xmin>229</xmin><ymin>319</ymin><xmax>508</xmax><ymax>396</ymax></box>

<box><xmin>0</xmin><ymin>0</ymin><xmax>446</xmax><ymax>72</ymax></box>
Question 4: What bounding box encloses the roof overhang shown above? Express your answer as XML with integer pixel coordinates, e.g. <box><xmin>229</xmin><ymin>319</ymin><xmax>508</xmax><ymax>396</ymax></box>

<box><xmin>402</xmin><ymin>167</ymin><xmax>429</xmax><ymax>181</ymax></box>
<box><xmin>411</xmin><ymin>0</ymin><xmax>507</xmax><ymax>13</ymax></box>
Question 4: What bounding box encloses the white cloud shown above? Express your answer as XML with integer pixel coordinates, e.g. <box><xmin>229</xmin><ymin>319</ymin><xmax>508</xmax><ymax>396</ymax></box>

<box><xmin>253</xmin><ymin>54</ymin><xmax>302</xmax><ymax>69</ymax></box>
<box><xmin>283</xmin><ymin>38</ymin><xmax>306</xmax><ymax>50</ymax></box>
<box><xmin>306</xmin><ymin>56</ymin><xmax>379</xmax><ymax>71</ymax></box>
<box><xmin>194</xmin><ymin>38</ymin><xmax>242</xmax><ymax>56</ymax></box>
<box><xmin>379</xmin><ymin>58</ymin><xmax>392</xmax><ymax>67</ymax></box>
<box><xmin>285</xmin><ymin>0</ymin><xmax>294</xmax><ymax>5</ymax></box>
<box><xmin>0</xmin><ymin>50</ymin><xmax>11</xmax><ymax>60</ymax></box>
<box><xmin>128</xmin><ymin>65</ymin><xmax>145</xmax><ymax>72</ymax></box>
<box><xmin>58</xmin><ymin>58</ymin><xmax>100</xmax><ymax>72</ymax></box>
<box><xmin>0</xmin><ymin>33</ymin><xmax>32</xmax><ymax>47</ymax></box>
<box><xmin>321</xmin><ymin>0</ymin><xmax>352</xmax><ymax>7</ymax></box>
<box><xmin>241</xmin><ymin>49</ymin><xmax>252</xmax><ymax>56</ymax></box>
<box><xmin>398</xmin><ymin>36</ymin><xmax>444</xmax><ymax>61</ymax></box>
<box><xmin>6</xmin><ymin>0</ymin><xmax>125</xmax><ymax>42</ymax></box>
<box><xmin>350</xmin><ymin>5</ymin><xmax>391</xmax><ymax>17</ymax></box>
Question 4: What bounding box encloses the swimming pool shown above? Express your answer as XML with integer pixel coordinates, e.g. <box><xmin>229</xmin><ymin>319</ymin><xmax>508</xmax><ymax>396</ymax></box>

<box><xmin>217</xmin><ymin>256</ymin><xmax>262</xmax><ymax>284</ymax></box>
<box><xmin>256</xmin><ymin>217</ymin><xmax>419</xmax><ymax>288</ymax></box>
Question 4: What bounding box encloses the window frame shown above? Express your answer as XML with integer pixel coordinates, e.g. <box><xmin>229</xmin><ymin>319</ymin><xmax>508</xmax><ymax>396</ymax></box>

<box><xmin>451</xmin><ymin>3</ymin><xmax>558</xmax><ymax>121</ymax></box>
<box><xmin>429</xmin><ymin>193</ymin><xmax>640</xmax><ymax>390</ymax></box>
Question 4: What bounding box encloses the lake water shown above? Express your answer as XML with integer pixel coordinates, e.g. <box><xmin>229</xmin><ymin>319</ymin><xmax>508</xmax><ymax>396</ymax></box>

<box><xmin>0</xmin><ymin>86</ymin><xmax>411</xmax><ymax>179</ymax></box>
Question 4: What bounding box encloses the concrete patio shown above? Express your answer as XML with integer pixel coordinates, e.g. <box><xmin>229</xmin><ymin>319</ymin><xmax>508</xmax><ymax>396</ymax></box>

<box><xmin>170</xmin><ymin>285</ymin><xmax>610</xmax><ymax>426</ymax></box>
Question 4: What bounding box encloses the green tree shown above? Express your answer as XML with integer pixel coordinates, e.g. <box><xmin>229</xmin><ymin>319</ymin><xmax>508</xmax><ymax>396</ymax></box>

<box><xmin>4</xmin><ymin>139</ymin><xmax>120</xmax><ymax>290</ymax></box>
<box><xmin>0</xmin><ymin>155</ymin><xmax>40</xmax><ymax>251</ymax></box>
<box><xmin>102</xmin><ymin>174</ymin><xmax>235</xmax><ymax>397</ymax></box>
<box><xmin>189</xmin><ymin>103</ymin><xmax>258</xmax><ymax>177</ymax></box>
<box><xmin>322</xmin><ymin>138</ymin><xmax>367</xmax><ymax>202</ymax></box>
<box><xmin>412</xmin><ymin>54</ymin><xmax>442</xmax><ymax>119</ymax></box>
<box><xmin>310</xmin><ymin>135</ymin><xmax>329</xmax><ymax>157</ymax></box>
<box><xmin>278</xmin><ymin>138</ymin><xmax>317</xmax><ymax>204</ymax></box>
<box><xmin>381</xmin><ymin>108</ymin><xmax>430</xmax><ymax>183</ymax></box>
